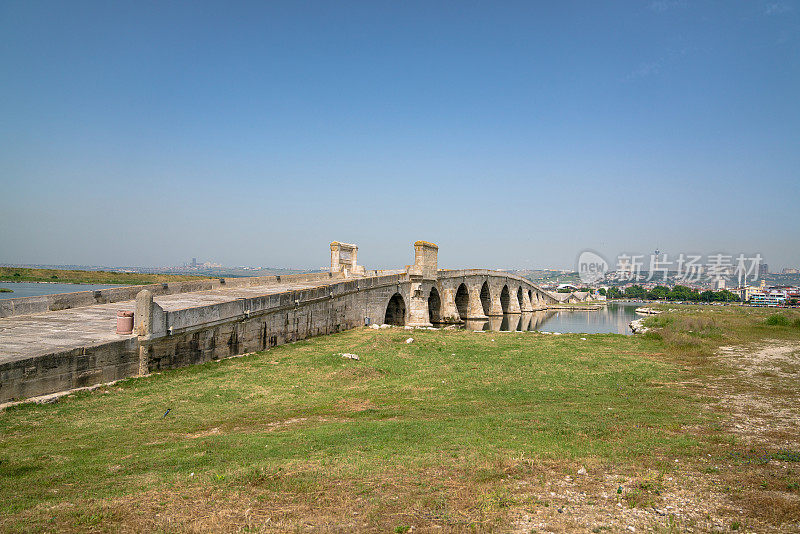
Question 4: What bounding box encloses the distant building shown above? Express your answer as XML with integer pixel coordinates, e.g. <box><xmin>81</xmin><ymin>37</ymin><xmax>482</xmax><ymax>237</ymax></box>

<box><xmin>759</xmin><ymin>263</ymin><xmax>769</xmax><ymax>277</ymax></box>
<box><xmin>733</xmin><ymin>286</ymin><xmax>760</xmax><ymax>302</ymax></box>
<box><xmin>557</xmin><ymin>283</ymin><xmax>579</xmax><ymax>291</ymax></box>
<box><xmin>750</xmin><ymin>293</ymin><xmax>785</xmax><ymax>307</ymax></box>
<box><xmin>783</xmin><ymin>267</ymin><xmax>800</xmax><ymax>274</ymax></box>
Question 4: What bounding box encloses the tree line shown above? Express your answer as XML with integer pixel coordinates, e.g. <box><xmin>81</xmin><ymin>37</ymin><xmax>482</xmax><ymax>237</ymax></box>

<box><xmin>599</xmin><ymin>285</ymin><xmax>740</xmax><ymax>302</ymax></box>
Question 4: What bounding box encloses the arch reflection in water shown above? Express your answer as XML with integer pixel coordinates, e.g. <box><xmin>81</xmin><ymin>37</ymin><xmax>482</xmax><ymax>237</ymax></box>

<box><xmin>536</xmin><ymin>302</ymin><xmax>639</xmax><ymax>334</ymax></box>
<box><xmin>456</xmin><ymin>303</ymin><xmax>639</xmax><ymax>334</ymax></box>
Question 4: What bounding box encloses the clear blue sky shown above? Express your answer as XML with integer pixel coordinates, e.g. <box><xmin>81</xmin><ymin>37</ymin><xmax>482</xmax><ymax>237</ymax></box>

<box><xmin>1</xmin><ymin>1</ymin><xmax>798</xmax><ymax>270</ymax></box>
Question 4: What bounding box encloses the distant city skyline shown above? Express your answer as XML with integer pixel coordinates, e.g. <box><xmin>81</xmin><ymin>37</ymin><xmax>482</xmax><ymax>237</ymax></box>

<box><xmin>1</xmin><ymin>2</ymin><xmax>798</xmax><ymax>270</ymax></box>
<box><xmin>4</xmin><ymin>255</ymin><xmax>799</xmax><ymax>277</ymax></box>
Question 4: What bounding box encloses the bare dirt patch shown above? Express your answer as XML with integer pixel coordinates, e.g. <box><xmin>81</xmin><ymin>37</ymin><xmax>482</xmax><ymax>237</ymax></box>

<box><xmin>511</xmin><ymin>466</ymin><xmax>743</xmax><ymax>533</ymax></box>
<box><xmin>709</xmin><ymin>341</ymin><xmax>800</xmax><ymax>449</ymax></box>
<box><xmin>187</xmin><ymin>427</ymin><xmax>222</xmax><ymax>439</ymax></box>
<box><xmin>505</xmin><ymin>339</ymin><xmax>800</xmax><ymax>533</ymax></box>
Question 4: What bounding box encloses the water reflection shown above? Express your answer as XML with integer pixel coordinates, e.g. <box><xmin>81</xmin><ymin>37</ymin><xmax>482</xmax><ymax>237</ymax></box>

<box><xmin>459</xmin><ymin>303</ymin><xmax>639</xmax><ymax>335</ymax></box>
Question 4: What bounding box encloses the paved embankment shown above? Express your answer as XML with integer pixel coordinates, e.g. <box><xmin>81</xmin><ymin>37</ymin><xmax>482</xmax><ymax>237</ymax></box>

<box><xmin>1</xmin><ymin>272</ymin><xmax>390</xmax><ymax>403</ymax></box>
<box><xmin>0</xmin><ymin>279</ymin><xmax>334</xmax><ymax>366</ymax></box>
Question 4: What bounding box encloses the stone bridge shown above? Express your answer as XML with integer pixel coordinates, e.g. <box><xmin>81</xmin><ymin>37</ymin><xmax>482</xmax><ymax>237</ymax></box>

<box><xmin>0</xmin><ymin>241</ymin><xmax>588</xmax><ymax>403</ymax></box>
<box><xmin>395</xmin><ymin>246</ymin><xmax>559</xmax><ymax>326</ymax></box>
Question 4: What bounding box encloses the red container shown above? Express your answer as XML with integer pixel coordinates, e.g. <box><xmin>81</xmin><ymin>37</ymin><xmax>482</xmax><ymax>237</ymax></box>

<box><xmin>116</xmin><ymin>310</ymin><xmax>134</xmax><ymax>335</ymax></box>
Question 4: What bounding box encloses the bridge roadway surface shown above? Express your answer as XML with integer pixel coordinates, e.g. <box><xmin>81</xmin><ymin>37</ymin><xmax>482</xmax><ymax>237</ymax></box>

<box><xmin>0</xmin><ymin>279</ymin><xmax>339</xmax><ymax>365</ymax></box>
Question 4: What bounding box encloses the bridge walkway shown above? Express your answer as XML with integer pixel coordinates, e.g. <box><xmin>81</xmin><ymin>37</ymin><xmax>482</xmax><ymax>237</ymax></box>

<box><xmin>0</xmin><ymin>278</ymin><xmax>350</xmax><ymax>366</ymax></box>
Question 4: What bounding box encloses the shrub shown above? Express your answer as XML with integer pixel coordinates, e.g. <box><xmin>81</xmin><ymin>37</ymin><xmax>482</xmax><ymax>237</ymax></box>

<box><xmin>644</xmin><ymin>315</ymin><xmax>673</xmax><ymax>328</ymax></box>
<box><xmin>765</xmin><ymin>314</ymin><xmax>790</xmax><ymax>326</ymax></box>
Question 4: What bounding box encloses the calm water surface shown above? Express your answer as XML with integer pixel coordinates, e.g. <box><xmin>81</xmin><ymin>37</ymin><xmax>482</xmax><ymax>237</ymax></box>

<box><xmin>462</xmin><ymin>302</ymin><xmax>640</xmax><ymax>335</ymax></box>
<box><xmin>0</xmin><ymin>282</ymin><xmax>123</xmax><ymax>299</ymax></box>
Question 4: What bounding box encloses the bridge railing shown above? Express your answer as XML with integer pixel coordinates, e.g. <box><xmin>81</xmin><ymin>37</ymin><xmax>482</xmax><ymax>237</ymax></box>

<box><xmin>437</xmin><ymin>269</ymin><xmax>541</xmax><ymax>287</ymax></box>
<box><xmin>161</xmin><ymin>272</ymin><xmax>409</xmax><ymax>336</ymax></box>
<box><xmin>0</xmin><ymin>271</ymin><xmax>356</xmax><ymax>319</ymax></box>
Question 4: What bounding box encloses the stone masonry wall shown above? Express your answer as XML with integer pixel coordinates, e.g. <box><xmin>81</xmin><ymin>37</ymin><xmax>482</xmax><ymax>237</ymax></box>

<box><xmin>0</xmin><ymin>275</ymin><xmax>409</xmax><ymax>403</ymax></box>
<box><xmin>0</xmin><ymin>272</ymin><xmax>343</xmax><ymax>319</ymax></box>
<box><xmin>0</xmin><ymin>266</ymin><xmax>564</xmax><ymax>404</ymax></box>
<box><xmin>0</xmin><ymin>338</ymin><xmax>139</xmax><ymax>403</ymax></box>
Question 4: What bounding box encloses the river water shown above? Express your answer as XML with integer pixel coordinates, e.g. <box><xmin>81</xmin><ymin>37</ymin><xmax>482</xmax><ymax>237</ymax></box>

<box><xmin>461</xmin><ymin>302</ymin><xmax>640</xmax><ymax>335</ymax></box>
<box><xmin>0</xmin><ymin>282</ymin><xmax>123</xmax><ymax>300</ymax></box>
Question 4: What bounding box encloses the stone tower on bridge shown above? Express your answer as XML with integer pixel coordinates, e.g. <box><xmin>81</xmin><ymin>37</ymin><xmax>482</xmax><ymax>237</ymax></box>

<box><xmin>330</xmin><ymin>241</ymin><xmax>365</xmax><ymax>276</ymax></box>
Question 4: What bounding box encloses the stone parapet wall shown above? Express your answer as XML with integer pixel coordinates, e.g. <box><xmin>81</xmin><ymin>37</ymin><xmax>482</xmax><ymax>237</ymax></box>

<box><xmin>0</xmin><ymin>272</ymin><xmax>343</xmax><ymax>319</ymax></box>
<box><xmin>0</xmin><ymin>272</ymin><xmax>410</xmax><ymax>404</ymax></box>
<box><xmin>161</xmin><ymin>273</ymin><xmax>407</xmax><ymax>335</ymax></box>
<box><xmin>0</xmin><ymin>338</ymin><xmax>139</xmax><ymax>403</ymax></box>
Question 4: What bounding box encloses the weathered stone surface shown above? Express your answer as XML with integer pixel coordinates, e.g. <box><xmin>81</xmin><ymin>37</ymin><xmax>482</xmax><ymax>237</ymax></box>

<box><xmin>330</xmin><ymin>241</ymin><xmax>365</xmax><ymax>276</ymax></box>
<box><xmin>0</xmin><ymin>242</ymin><xmax>567</xmax><ymax>403</ymax></box>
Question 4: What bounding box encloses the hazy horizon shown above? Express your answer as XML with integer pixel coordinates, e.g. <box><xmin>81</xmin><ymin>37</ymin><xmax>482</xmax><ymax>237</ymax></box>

<box><xmin>2</xmin><ymin>2</ymin><xmax>798</xmax><ymax>271</ymax></box>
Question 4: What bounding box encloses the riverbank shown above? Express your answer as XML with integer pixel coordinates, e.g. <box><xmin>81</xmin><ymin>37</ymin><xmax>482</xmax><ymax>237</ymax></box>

<box><xmin>549</xmin><ymin>302</ymin><xmax>606</xmax><ymax>310</ymax></box>
<box><xmin>0</xmin><ymin>267</ymin><xmax>206</xmax><ymax>286</ymax></box>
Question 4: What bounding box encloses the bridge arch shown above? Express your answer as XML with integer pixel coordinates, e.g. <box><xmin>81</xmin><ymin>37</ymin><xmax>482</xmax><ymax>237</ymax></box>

<box><xmin>500</xmin><ymin>285</ymin><xmax>510</xmax><ymax>314</ymax></box>
<box><xmin>479</xmin><ymin>282</ymin><xmax>491</xmax><ymax>316</ymax></box>
<box><xmin>455</xmin><ymin>283</ymin><xmax>469</xmax><ymax>320</ymax></box>
<box><xmin>517</xmin><ymin>286</ymin><xmax>524</xmax><ymax>310</ymax></box>
<box><xmin>384</xmin><ymin>293</ymin><xmax>406</xmax><ymax>326</ymax></box>
<box><xmin>428</xmin><ymin>286</ymin><xmax>441</xmax><ymax>324</ymax></box>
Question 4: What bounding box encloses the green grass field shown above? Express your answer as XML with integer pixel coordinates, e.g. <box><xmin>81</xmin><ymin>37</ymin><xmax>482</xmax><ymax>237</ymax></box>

<box><xmin>1</xmin><ymin>306</ymin><xmax>799</xmax><ymax>532</ymax></box>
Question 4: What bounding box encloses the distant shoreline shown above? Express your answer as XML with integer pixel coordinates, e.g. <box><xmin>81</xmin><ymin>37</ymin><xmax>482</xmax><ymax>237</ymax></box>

<box><xmin>0</xmin><ymin>267</ymin><xmax>206</xmax><ymax>286</ymax></box>
<box><xmin>0</xmin><ymin>280</ymin><xmax>125</xmax><ymax>286</ymax></box>
<box><xmin>0</xmin><ymin>280</ymin><xmax>124</xmax><ymax>285</ymax></box>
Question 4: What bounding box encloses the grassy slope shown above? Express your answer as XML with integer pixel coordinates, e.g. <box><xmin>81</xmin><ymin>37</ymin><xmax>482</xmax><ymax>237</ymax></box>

<box><xmin>1</xmin><ymin>307</ymin><xmax>798</xmax><ymax>532</ymax></box>
<box><xmin>0</xmin><ymin>330</ymin><xmax>699</xmax><ymax>531</ymax></box>
<box><xmin>642</xmin><ymin>304</ymin><xmax>800</xmax><ymax>358</ymax></box>
<box><xmin>0</xmin><ymin>267</ymin><xmax>206</xmax><ymax>286</ymax></box>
